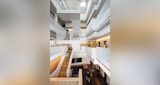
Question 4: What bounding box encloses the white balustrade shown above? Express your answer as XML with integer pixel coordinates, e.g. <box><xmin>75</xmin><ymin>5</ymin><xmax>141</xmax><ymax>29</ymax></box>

<box><xmin>88</xmin><ymin>25</ymin><xmax>110</xmax><ymax>40</ymax></box>
<box><xmin>86</xmin><ymin>47</ymin><xmax>110</xmax><ymax>70</ymax></box>
<box><xmin>50</xmin><ymin>46</ymin><xmax>68</xmax><ymax>61</ymax></box>
<box><xmin>96</xmin><ymin>47</ymin><xmax>110</xmax><ymax>70</ymax></box>
<box><xmin>85</xmin><ymin>0</ymin><xmax>110</xmax><ymax>37</ymax></box>
<box><xmin>50</xmin><ymin>16</ymin><xmax>67</xmax><ymax>40</ymax></box>
<box><xmin>66</xmin><ymin>50</ymin><xmax>74</xmax><ymax>77</ymax></box>
<box><xmin>50</xmin><ymin>46</ymin><xmax>68</xmax><ymax>77</ymax></box>
<box><xmin>50</xmin><ymin>55</ymin><xmax>65</xmax><ymax>77</ymax></box>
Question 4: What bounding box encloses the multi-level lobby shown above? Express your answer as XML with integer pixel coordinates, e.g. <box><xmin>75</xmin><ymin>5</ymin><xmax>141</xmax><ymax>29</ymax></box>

<box><xmin>50</xmin><ymin>0</ymin><xmax>110</xmax><ymax>85</ymax></box>
<box><xmin>1</xmin><ymin>0</ymin><xmax>160</xmax><ymax>85</ymax></box>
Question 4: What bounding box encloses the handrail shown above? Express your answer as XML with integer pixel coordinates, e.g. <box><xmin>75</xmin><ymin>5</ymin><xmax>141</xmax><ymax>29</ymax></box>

<box><xmin>50</xmin><ymin>55</ymin><xmax>65</xmax><ymax>77</ymax></box>
<box><xmin>50</xmin><ymin>69</ymin><xmax>82</xmax><ymax>85</ymax></box>
<box><xmin>66</xmin><ymin>50</ymin><xmax>74</xmax><ymax>77</ymax></box>
<box><xmin>50</xmin><ymin>46</ymin><xmax>68</xmax><ymax>77</ymax></box>
<box><xmin>50</xmin><ymin>46</ymin><xmax>68</xmax><ymax>61</ymax></box>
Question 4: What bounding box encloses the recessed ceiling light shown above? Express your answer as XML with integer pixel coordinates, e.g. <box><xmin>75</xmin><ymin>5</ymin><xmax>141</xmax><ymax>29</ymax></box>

<box><xmin>80</xmin><ymin>2</ymin><xmax>86</xmax><ymax>7</ymax></box>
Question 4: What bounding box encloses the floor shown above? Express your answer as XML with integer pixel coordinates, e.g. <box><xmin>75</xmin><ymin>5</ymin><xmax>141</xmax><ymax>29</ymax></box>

<box><xmin>71</xmin><ymin>64</ymin><xmax>108</xmax><ymax>85</ymax></box>
<box><xmin>89</xmin><ymin>69</ymin><xmax>108</xmax><ymax>85</ymax></box>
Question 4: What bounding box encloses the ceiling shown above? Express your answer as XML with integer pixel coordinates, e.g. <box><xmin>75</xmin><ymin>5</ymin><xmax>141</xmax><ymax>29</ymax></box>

<box><xmin>52</xmin><ymin>0</ymin><xmax>104</xmax><ymax>23</ymax></box>
<box><xmin>57</xmin><ymin>12</ymin><xmax>80</xmax><ymax>22</ymax></box>
<box><xmin>63</xmin><ymin>0</ymin><xmax>88</xmax><ymax>14</ymax></box>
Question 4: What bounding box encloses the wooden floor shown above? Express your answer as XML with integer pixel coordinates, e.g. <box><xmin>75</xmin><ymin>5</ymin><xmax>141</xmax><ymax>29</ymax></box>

<box><xmin>72</xmin><ymin>65</ymin><xmax>108</xmax><ymax>85</ymax></box>
<box><xmin>58</xmin><ymin>50</ymin><xmax>72</xmax><ymax>77</ymax></box>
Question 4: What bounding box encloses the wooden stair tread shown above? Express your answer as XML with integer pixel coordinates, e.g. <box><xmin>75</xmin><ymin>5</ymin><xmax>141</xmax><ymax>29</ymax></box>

<box><xmin>58</xmin><ymin>50</ymin><xmax>72</xmax><ymax>77</ymax></box>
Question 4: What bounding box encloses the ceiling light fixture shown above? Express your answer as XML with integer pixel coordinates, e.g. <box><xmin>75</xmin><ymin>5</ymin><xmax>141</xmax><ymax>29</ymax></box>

<box><xmin>80</xmin><ymin>2</ymin><xmax>86</xmax><ymax>7</ymax></box>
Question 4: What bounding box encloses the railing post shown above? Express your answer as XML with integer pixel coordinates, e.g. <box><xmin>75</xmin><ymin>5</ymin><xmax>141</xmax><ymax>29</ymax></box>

<box><xmin>78</xmin><ymin>69</ymin><xmax>82</xmax><ymax>85</ymax></box>
<box><xmin>66</xmin><ymin>50</ymin><xmax>73</xmax><ymax>77</ymax></box>
<box><xmin>66</xmin><ymin>69</ymin><xmax>72</xmax><ymax>77</ymax></box>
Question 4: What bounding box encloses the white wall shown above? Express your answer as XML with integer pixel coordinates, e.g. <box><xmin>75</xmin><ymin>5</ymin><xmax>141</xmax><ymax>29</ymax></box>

<box><xmin>50</xmin><ymin>46</ymin><xmax>68</xmax><ymax>61</ymax></box>
<box><xmin>73</xmin><ymin>46</ymin><xmax>87</xmax><ymax>58</ymax></box>
<box><xmin>71</xmin><ymin>46</ymin><xmax>90</xmax><ymax>66</ymax></box>
<box><xmin>80</xmin><ymin>29</ymin><xmax>86</xmax><ymax>37</ymax></box>
<box><xmin>72</xmin><ymin>19</ymin><xmax>80</xmax><ymax>37</ymax></box>
<box><xmin>72</xmin><ymin>43</ymin><xmax>80</xmax><ymax>52</ymax></box>
<box><xmin>50</xmin><ymin>46</ymin><xmax>67</xmax><ymax>56</ymax></box>
<box><xmin>96</xmin><ymin>47</ymin><xmax>110</xmax><ymax>70</ymax></box>
<box><xmin>73</xmin><ymin>52</ymin><xmax>87</xmax><ymax>58</ymax></box>
<box><xmin>71</xmin><ymin>57</ymin><xmax>90</xmax><ymax>66</ymax></box>
<box><xmin>80</xmin><ymin>46</ymin><xmax>86</xmax><ymax>52</ymax></box>
<box><xmin>50</xmin><ymin>16</ymin><xmax>66</xmax><ymax>40</ymax></box>
<box><xmin>56</xmin><ymin>40</ymin><xmax>80</xmax><ymax>52</ymax></box>
<box><xmin>86</xmin><ymin>47</ymin><xmax>92</xmax><ymax>58</ymax></box>
<box><xmin>86</xmin><ymin>47</ymin><xmax>96</xmax><ymax>62</ymax></box>
<box><xmin>66</xmin><ymin>23</ymin><xmax>87</xmax><ymax>27</ymax></box>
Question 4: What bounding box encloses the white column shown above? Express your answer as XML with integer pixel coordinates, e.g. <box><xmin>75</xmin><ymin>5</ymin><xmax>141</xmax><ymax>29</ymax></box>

<box><xmin>71</xmin><ymin>19</ymin><xmax>80</xmax><ymax>37</ymax></box>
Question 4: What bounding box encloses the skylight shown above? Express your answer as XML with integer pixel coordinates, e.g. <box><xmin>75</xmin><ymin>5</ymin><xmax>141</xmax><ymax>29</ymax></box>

<box><xmin>80</xmin><ymin>1</ymin><xmax>86</xmax><ymax>7</ymax></box>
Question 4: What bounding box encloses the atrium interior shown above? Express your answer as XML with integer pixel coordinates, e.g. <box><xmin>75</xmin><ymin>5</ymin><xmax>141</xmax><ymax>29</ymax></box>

<box><xmin>50</xmin><ymin>0</ymin><xmax>110</xmax><ymax>85</ymax></box>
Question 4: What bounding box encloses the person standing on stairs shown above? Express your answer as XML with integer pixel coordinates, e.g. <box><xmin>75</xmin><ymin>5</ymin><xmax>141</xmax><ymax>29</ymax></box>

<box><xmin>65</xmin><ymin>51</ymin><xmax>69</xmax><ymax>61</ymax></box>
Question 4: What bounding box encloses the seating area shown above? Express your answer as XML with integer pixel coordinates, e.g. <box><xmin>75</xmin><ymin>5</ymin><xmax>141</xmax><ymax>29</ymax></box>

<box><xmin>71</xmin><ymin>64</ymin><xmax>108</xmax><ymax>85</ymax></box>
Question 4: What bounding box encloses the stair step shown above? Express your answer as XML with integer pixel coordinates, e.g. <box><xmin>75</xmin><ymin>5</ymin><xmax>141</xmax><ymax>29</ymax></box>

<box><xmin>59</xmin><ymin>72</ymin><xmax>66</xmax><ymax>74</ymax></box>
<box><xmin>58</xmin><ymin>50</ymin><xmax>72</xmax><ymax>77</ymax></box>
<box><xmin>58</xmin><ymin>74</ymin><xmax>66</xmax><ymax>77</ymax></box>
<box><xmin>61</xmin><ymin>65</ymin><xmax>68</xmax><ymax>67</ymax></box>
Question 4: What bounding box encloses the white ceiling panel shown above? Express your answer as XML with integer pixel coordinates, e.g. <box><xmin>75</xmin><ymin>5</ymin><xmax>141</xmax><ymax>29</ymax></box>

<box><xmin>63</xmin><ymin>0</ymin><xmax>88</xmax><ymax>13</ymax></box>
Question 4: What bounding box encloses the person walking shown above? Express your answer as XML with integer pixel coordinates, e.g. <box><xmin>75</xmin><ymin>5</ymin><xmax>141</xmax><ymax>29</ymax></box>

<box><xmin>65</xmin><ymin>51</ymin><xmax>69</xmax><ymax>61</ymax></box>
